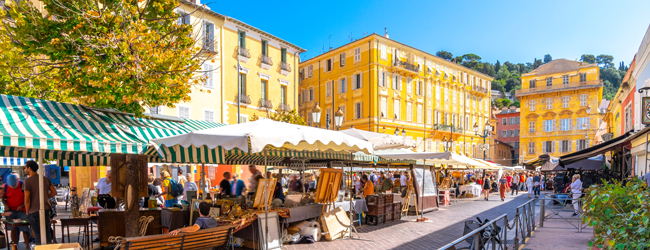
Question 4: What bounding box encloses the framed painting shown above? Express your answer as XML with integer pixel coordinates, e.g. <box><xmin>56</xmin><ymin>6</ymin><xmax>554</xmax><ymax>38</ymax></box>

<box><xmin>253</xmin><ymin>178</ymin><xmax>277</xmax><ymax>208</ymax></box>
<box><xmin>314</xmin><ymin>168</ymin><xmax>343</xmax><ymax>203</ymax></box>
<box><xmin>643</xmin><ymin>97</ymin><xmax>650</xmax><ymax>124</ymax></box>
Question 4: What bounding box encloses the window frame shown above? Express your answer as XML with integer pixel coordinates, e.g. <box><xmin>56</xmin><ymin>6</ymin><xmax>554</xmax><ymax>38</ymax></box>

<box><xmin>203</xmin><ymin>109</ymin><xmax>215</xmax><ymax>122</ymax></box>
<box><xmin>178</xmin><ymin>105</ymin><xmax>191</xmax><ymax>119</ymax></box>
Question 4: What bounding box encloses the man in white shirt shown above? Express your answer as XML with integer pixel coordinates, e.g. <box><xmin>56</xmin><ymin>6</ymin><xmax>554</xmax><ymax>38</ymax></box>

<box><xmin>643</xmin><ymin>172</ymin><xmax>650</xmax><ymax>188</ymax></box>
<box><xmin>400</xmin><ymin>171</ymin><xmax>408</xmax><ymax>187</ymax></box>
<box><xmin>96</xmin><ymin>170</ymin><xmax>112</xmax><ymax>195</ymax></box>
<box><xmin>570</xmin><ymin>174</ymin><xmax>582</xmax><ymax>216</ymax></box>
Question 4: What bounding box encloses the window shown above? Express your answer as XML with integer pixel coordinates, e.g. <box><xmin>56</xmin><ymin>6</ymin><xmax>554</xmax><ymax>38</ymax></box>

<box><xmin>150</xmin><ymin>106</ymin><xmax>162</xmax><ymax>115</ymax></box>
<box><xmin>543</xmin><ymin>120</ymin><xmax>554</xmax><ymax>132</ymax></box>
<box><xmin>562</xmin><ymin>75</ymin><xmax>569</xmax><ymax>84</ymax></box>
<box><xmin>514</xmin><ymin>129</ymin><xmax>519</xmax><ymax>137</ymax></box>
<box><xmin>406</xmin><ymin>78</ymin><xmax>412</xmax><ymax>94</ymax></box>
<box><xmin>528</xmin><ymin>142</ymin><xmax>535</xmax><ymax>154</ymax></box>
<box><xmin>204</xmin><ymin>22</ymin><xmax>215</xmax><ymax>51</ymax></box>
<box><xmin>543</xmin><ymin>141</ymin><xmax>553</xmax><ymax>153</ymax></box>
<box><xmin>340</xmin><ymin>78</ymin><xmax>347</xmax><ymax>93</ymax></box>
<box><xmin>393</xmin><ymin>75</ymin><xmax>400</xmax><ymax>90</ymax></box>
<box><xmin>515</xmin><ymin>117</ymin><xmax>520</xmax><ymax>125</ymax></box>
<box><xmin>580</xmin><ymin>94</ymin><xmax>587</xmax><ymax>106</ymax></box>
<box><xmin>354</xmin><ymin>48</ymin><xmax>361</xmax><ymax>62</ymax></box>
<box><xmin>529</xmin><ymin>80</ymin><xmax>536</xmax><ymax>88</ymax></box>
<box><xmin>546</xmin><ymin>97</ymin><xmax>553</xmax><ymax>109</ymax></box>
<box><xmin>502</xmin><ymin>118</ymin><xmax>507</xmax><ymax>125</ymax></box>
<box><xmin>326</xmin><ymin>81</ymin><xmax>331</xmax><ymax>97</ymax></box>
<box><xmin>417</xmin><ymin>81</ymin><xmax>422</xmax><ymax>96</ymax></box>
<box><xmin>261</xmin><ymin>79</ymin><xmax>268</xmax><ymax>100</ymax></box>
<box><xmin>203</xmin><ymin>63</ymin><xmax>213</xmax><ymax>88</ymax></box>
<box><xmin>178</xmin><ymin>106</ymin><xmax>190</xmax><ymax>119</ymax></box>
<box><xmin>514</xmin><ymin>142</ymin><xmax>519</xmax><ymax>149</ymax></box>
<box><xmin>406</xmin><ymin>102</ymin><xmax>413</xmax><ymax>122</ymax></box>
<box><xmin>528</xmin><ymin>99</ymin><xmax>536</xmax><ymax>111</ymax></box>
<box><xmin>452</xmin><ymin>90</ymin><xmax>457</xmax><ymax>104</ymax></box>
<box><xmin>393</xmin><ymin>100</ymin><xmax>400</xmax><ymax>120</ymax></box>
<box><xmin>578</xmin><ymin>140</ymin><xmax>587</xmax><ymax>150</ymax></box>
<box><xmin>326</xmin><ymin>58</ymin><xmax>332</xmax><ymax>72</ymax></box>
<box><xmin>380</xmin><ymin>44</ymin><xmax>387</xmax><ymax>60</ymax></box>
<box><xmin>501</xmin><ymin>131</ymin><xmax>507</xmax><ymax>138</ymax></box>
<box><xmin>427</xmin><ymin>109</ymin><xmax>433</xmax><ymax>125</ymax></box>
<box><xmin>508</xmin><ymin>130</ymin><xmax>513</xmax><ymax>137</ymax></box>
<box><xmin>379</xmin><ymin>71</ymin><xmax>387</xmax><ymax>87</ymax></box>
<box><xmin>238</xmin><ymin>31</ymin><xmax>246</xmax><ymax>48</ymax></box>
<box><xmin>577</xmin><ymin>117</ymin><xmax>589</xmax><ymax>130</ymax></box>
<box><xmin>238</xmin><ymin>115</ymin><xmax>248</xmax><ymax>123</ymax></box>
<box><xmin>309</xmin><ymin>88</ymin><xmax>314</xmax><ymax>101</ymax></box>
<box><xmin>380</xmin><ymin>97</ymin><xmax>387</xmax><ymax>118</ymax></box>
<box><xmin>339</xmin><ymin>105</ymin><xmax>346</xmax><ymax>121</ymax></box>
<box><xmin>261</xmin><ymin>40</ymin><xmax>268</xmax><ymax>56</ymax></box>
<box><xmin>340</xmin><ymin>53</ymin><xmax>346</xmax><ymax>67</ymax></box>
<box><xmin>352</xmin><ymin>73</ymin><xmax>362</xmax><ymax>90</ymax></box>
<box><xmin>203</xmin><ymin>110</ymin><xmax>215</xmax><ymax>122</ymax></box>
<box><xmin>308</xmin><ymin>65</ymin><xmax>313</xmax><ymax>77</ymax></box>
<box><xmin>435</xmin><ymin>85</ymin><xmax>440</xmax><ymax>100</ymax></box>
<box><xmin>281</xmin><ymin>48</ymin><xmax>287</xmax><ymax>63</ymax></box>
<box><xmin>560</xmin><ymin>118</ymin><xmax>572</xmax><ymax>131</ymax></box>
<box><xmin>560</xmin><ymin>140</ymin><xmax>570</xmax><ymax>153</ymax></box>
<box><xmin>238</xmin><ymin>73</ymin><xmax>246</xmax><ymax>94</ymax></box>
<box><xmin>562</xmin><ymin>96</ymin><xmax>569</xmax><ymax>108</ymax></box>
<box><xmin>354</xmin><ymin>102</ymin><xmax>362</xmax><ymax>119</ymax></box>
<box><xmin>580</xmin><ymin>73</ymin><xmax>587</xmax><ymax>82</ymax></box>
<box><xmin>280</xmin><ymin>86</ymin><xmax>287</xmax><ymax>104</ymax></box>
<box><xmin>509</xmin><ymin>117</ymin><xmax>515</xmax><ymax>125</ymax></box>
<box><xmin>625</xmin><ymin>105</ymin><xmax>632</xmax><ymax>132</ymax></box>
<box><xmin>546</xmin><ymin>77</ymin><xmax>552</xmax><ymax>86</ymax></box>
<box><xmin>417</xmin><ymin>104</ymin><xmax>423</xmax><ymax>123</ymax></box>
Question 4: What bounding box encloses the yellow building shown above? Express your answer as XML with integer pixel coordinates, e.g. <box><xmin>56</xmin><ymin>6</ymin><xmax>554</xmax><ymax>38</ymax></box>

<box><xmin>151</xmin><ymin>1</ymin><xmax>304</xmax><ymax>124</ymax></box>
<box><xmin>298</xmin><ymin>33</ymin><xmax>493</xmax><ymax>156</ymax></box>
<box><xmin>516</xmin><ymin>59</ymin><xmax>603</xmax><ymax>162</ymax></box>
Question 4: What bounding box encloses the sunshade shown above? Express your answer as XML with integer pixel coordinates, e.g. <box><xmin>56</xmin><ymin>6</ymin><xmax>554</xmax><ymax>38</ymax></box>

<box><xmin>151</xmin><ymin>119</ymin><xmax>374</xmax><ymax>156</ymax></box>
<box><xmin>340</xmin><ymin>128</ymin><xmax>416</xmax><ymax>150</ymax></box>
<box><xmin>376</xmin><ymin>151</ymin><xmax>490</xmax><ymax>168</ymax></box>
<box><xmin>473</xmin><ymin>158</ymin><xmax>502</xmax><ymax>170</ymax></box>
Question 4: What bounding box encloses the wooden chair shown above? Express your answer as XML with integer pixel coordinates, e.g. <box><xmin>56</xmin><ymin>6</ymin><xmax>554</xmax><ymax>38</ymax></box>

<box><xmin>120</xmin><ymin>225</ymin><xmax>234</xmax><ymax>250</ymax></box>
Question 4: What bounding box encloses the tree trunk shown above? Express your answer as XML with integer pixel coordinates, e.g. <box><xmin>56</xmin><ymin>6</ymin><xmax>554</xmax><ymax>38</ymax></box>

<box><xmin>124</xmin><ymin>154</ymin><xmax>142</xmax><ymax>237</ymax></box>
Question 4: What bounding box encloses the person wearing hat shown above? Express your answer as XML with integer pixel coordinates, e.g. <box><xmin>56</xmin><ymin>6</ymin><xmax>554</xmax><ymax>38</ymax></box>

<box><xmin>158</xmin><ymin>170</ymin><xmax>177</xmax><ymax>207</ymax></box>
<box><xmin>2</xmin><ymin>173</ymin><xmax>30</xmax><ymax>249</ymax></box>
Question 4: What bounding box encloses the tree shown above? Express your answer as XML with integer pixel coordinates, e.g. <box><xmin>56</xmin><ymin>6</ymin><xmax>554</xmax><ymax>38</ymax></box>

<box><xmin>494</xmin><ymin>60</ymin><xmax>501</xmax><ymax>73</ymax></box>
<box><xmin>618</xmin><ymin>61</ymin><xmax>628</xmax><ymax>71</ymax></box>
<box><xmin>581</xmin><ymin>54</ymin><xmax>596</xmax><ymax>64</ymax></box>
<box><xmin>436</xmin><ymin>50</ymin><xmax>454</xmax><ymax>61</ymax></box>
<box><xmin>1</xmin><ymin>0</ymin><xmax>211</xmax><ymax>116</ymax></box>
<box><xmin>596</xmin><ymin>54</ymin><xmax>614</xmax><ymax>68</ymax></box>
<box><xmin>250</xmin><ymin>108</ymin><xmax>306</xmax><ymax>125</ymax></box>
<box><xmin>543</xmin><ymin>54</ymin><xmax>552</xmax><ymax>63</ymax></box>
<box><xmin>532</xmin><ymin>58</ymin><xmax>543</xmax><ymax>69</ymax></box>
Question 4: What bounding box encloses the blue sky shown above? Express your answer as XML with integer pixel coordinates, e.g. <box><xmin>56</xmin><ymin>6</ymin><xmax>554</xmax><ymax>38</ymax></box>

<box><xmin>207</xmin><ymin>0</ymin><xmax>650</xmax><ymax>66</ymax></box>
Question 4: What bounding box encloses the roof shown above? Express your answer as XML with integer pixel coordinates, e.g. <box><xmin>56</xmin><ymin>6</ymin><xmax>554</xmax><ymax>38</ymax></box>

<box><xmin>179</xmin><ymin>0</ymin><xmax>305</xmax><ymax>52</ymax></box>
<box><xmin>522</xmin><ymin>59</ymin><xmax>598</xmax><ymax>76</ymax></box>
<box><xmin>494</xmin><ymin>108</ymin><xmax>520</xmax><ymax>115</ymax></box>
<box><xmin>300</xmin><ymin>33</ymin><xmax>494</xmax><ymax>80</ymax></box>
<box><xmin>621</xmin><ymin>55</ymin><xmax>636</xmax><ymax>84</ymax></box>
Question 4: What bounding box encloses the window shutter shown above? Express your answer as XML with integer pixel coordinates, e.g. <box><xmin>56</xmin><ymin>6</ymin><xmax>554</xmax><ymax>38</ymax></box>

<box><xmin>387</xmin><ymin>73</ymin><xmax>392</xmax><ymax>88</ymax></box>
<box><xmin>586</xmin><ymin>140</ymin><xmax>590</xmax><ymax>148</ymax></box>
<box><xmin>398</xmin><ymin>76</ymin><xmax>402</xmax><ymax>90</ymax></box>
<box><xmin>351</xmin><ymin>74</ymin><xmax>357</xmax><ymax>89</ymax></box>
<box><xmin>568</xmin><ymin>140</ymin><xmax>572</xmax><ymax>153</ymax></box>
<box><xmin>553</xmin><ymin>141</ymin><xmax>556</xmax><ymax>153</ymax></box>
<box><xmin>360</xmin><ymin>72</ymin><xmax>363</xmax><ymax>89</ymax></box>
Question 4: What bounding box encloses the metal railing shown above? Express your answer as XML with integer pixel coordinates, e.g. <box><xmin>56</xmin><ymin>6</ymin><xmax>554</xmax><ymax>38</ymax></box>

<box><xmin>515</xmin><ymin>80</ymin><xmax>602</xmax><ymax>96</ymax></box>
<box><xmin>279</xmin><ymin>103</ymin><xmax>291</xmax><ymax>112</ymax></box>
<box><xmin>259</xmin><ymin>99</ymin><xmax>273</xmax><ymax>109</ymax></box>
<box><xmin>434</xmin><ymin>124</ymin><xmax>463</xmax><ymax>132</ymax></box>
<box><xmin>236</xmin><ymin>93</ymin><xmax>251</xmax><ymax>104</ymax></box>
<box><xmin>261</xmin><ymin>54</ymin><xmax>273</xmax><ymax>66</ymax></box>
<box><xmin>237</xmin><ymin>46</ymin><xmax>251</xmax><ymax>58</ymax></box>
<box><xmin>539</xmin><ymin>192</ymin><xmax>585</xmax><ymax>232</ymax></box>
<box><xmin>393</xmin><ymin>60</ymin><xmax>420</xmax><ymax>73</ymax></box>
<box><xmin>439</xmin><ymin>199</ymin><xmax>537</xmax><ymax>250</ymax></box>
<box><xmin>281</xmin><ymin>62</ymin><xmax>291</xmax><ymax>72</ymax></box>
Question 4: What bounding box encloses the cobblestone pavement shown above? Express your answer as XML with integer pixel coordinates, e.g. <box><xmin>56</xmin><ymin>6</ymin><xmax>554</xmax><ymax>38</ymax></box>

<box><xmin>285</xmin><ymin>193</ymin><xmax>534</xmax><ymax>250</ymax></box>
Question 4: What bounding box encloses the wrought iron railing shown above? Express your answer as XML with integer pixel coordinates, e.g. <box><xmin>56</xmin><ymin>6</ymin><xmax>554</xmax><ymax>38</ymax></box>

<box><xmin>236</xmin><ymin>93</ymin><xmax>251</xmax><ymax>104</ymax></box>
<box><xmin>434</xmin><ymin>124</ymin><xmax>463</xmax><ymax>132</ymax></box>
<box><xmin>281</xmin><ymin>62</ymin><xmax>291</xmax><ymax>72</ymax></box>
<box><xmin>279</xmin><ymin>103</ymin><xmax>291</xmax><ymax>112</ymax></box>
<box><xmin>237</xmin><ymin>46</ymin><xmax>251</xmax><ymax>58</ymax></box>
<box><xmin>259</xmin><ymin>99</ymin><xmax>273</xmax><ymax>109</ymax></box>
<box><xmin>516</xmin><ymin>80</ymin><xmax>602</xmax><ymax>96</ymax></box>
<box><xmin>393</xmin><ymin>60</ymin><xmax>420</xmax><ymax>73</ymax></box>
<box><xmin>261</xmin><ymin>54</ymin><xmax>273</xmax><ymax>66</ymax></box>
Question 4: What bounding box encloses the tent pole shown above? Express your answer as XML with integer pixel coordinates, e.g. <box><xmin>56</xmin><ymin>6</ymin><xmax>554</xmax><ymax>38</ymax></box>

<box><xmin>38</xmin><ymin>149</ymin><xmax>47</xmax><ymax>244</ymax></box>
<box><xmin>264</xmin><ymin>152</ymin><xmax>268</xmax><ymax>250</ymax></box>
<box><xmin>201</xmin><ymin>164</ymin><xmax>205</xmax><ymax>199</ymax></box>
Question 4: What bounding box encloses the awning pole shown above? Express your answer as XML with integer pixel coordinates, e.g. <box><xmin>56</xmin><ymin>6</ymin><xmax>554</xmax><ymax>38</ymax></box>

<box><xmin>264</xmin><ymin>152</ymin><xmax>268</xmax><ymax>250</ymax></box>
<box><xmin>38</xmin><ymin>149</ymin><xmax>47</xmax><ymax>244</ymax></box>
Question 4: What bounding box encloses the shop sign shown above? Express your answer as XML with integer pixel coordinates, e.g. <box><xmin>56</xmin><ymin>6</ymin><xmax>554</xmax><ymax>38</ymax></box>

<box><xmin>643</xmin><ymin>97</ymin><xmax>650</xmax><ymax>124</ymax></box>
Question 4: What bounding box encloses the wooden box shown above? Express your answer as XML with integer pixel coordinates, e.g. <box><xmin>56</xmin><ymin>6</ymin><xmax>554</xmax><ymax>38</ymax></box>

<box><xmin>367</xmin><ymin>205</ymin><xmax>385</xmax><ymax>216</ymax></box>
<box><xmin>320</xmin><ymin>206</ymin><xmax>351</xmax><ymax>241</ymax></box>
<box><xmin>394</xmin><ymin>210</ymin><xmax>401</xmax><ymax>221</ymax></box>
<box><xmin>366</xmin><ymin>195</ymin><xmax>384</xmax><ymax>206</ymax></box>
<box><xmin>377</xmin><ymin>215</ymin><xmax>385</xmax><ymax>224</ymax></box>
<box><xmin>98</xmin><ymin>209</ymin><xmax>162</xmax><ymax>247</ymax></box>
<box><xmin>393</xmin><ymin>202</ymin><xmax>402</xmax><ymax>214</ymax></box>
<box><xmin>385</xmin><ymin>204</ymin><xmax>393</xmax><ymax>215</ymax></box>
<box><xmin>385</xmin><ymin>211</ymin><xmax>393</xmax><ymax>222</ymax></box>
<box><xmin>384</xmin><ymin>194</ymin><xmax>393</xmax><ymax>204</ymax></box>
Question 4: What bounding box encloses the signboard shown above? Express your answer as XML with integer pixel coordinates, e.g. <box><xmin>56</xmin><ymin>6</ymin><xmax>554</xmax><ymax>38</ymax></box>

<box><xmin>208</xmin><ymin>165</ymin><xmax>215</xmax><ymax>179</ymax></box>
<box><xmin>643</xmin><ymin>97</ymin><xmax>650</xmax><ymax>124</ymax></box>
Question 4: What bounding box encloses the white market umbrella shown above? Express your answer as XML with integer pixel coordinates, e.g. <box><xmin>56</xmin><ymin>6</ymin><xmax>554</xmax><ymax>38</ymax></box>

<box><xmin>376</xmin><ymin>151</ymin><xmax>490</xmax><ymax>168</ymax></box>
<box><xmin>340</xmin><ymin>128</ymin><xmax>416</xmax><ymax>150</ymax></box>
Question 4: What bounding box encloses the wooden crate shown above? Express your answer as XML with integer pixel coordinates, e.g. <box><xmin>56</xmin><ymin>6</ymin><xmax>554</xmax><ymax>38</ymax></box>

<box><xmin>377</xmin><ymin>215</ymin><xmax>385</xmax><ymax>224</ymax></box>
<box><xmin>385</xmin><ymin>204</ymin><xmax>393</xmax><ymax>215</ymax></box>
<box><xmin>385</xmin><ymin>211</ymin><xmax>393</xmax><ymax>222</ymax></box>
<box><xmin>367</xmin><ymin>195</ymin><xmax>385</xmax><ymax>206</ymax></box>
<box><xmin>384</xmin><ymin>194</ymin><xmax>393</xmax><ymax>204</ymax></box>
<box><xmin>394</xmin><ymin>210</ymin><xmax>401</xmax><ymax>221</ymax></box>
<box><xmin>367</xmin><ymin>204</ymin><xmax>385</xmax><ymax>216</ymax></box>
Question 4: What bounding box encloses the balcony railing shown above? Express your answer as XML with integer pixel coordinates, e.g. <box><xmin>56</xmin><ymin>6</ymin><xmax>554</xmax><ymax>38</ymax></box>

<box><xmin>281</xmin><ymin>62</ymin><xmax>291</xmax><ymax>72</ymax></box>
<box><xmin>280</xmin><ymin>103</ymin><xmax>291</xmax><ymax>112</ymax></box>
<box><xmin>261</xmin><ymin>54</ymin><xmax>273</xmax><ymax>66</ymax></box>
<box><xmin>393</xmin><ymin>60</ymin><xmax>420</xmax><ymax>73</ymax></box>
<box><xmin>236</xmin><ymin>93</ymin><xmax>251</xmax><ymax>104</ymax></box>
<box><xmin>515</xmin><ymin>80</ymin><xmax>602</xmax><ymax>96</ymax></box>
<box><xmin>259</xmin><ymin>99</ymin><xmax>273</xmax><ymax>109</ymax></box>
<box><xmin>237</xmin><ymin>46</ymin><xmax>251</xmax><ymax>58</ymax></box>
<box><xmin>434</xmin><ymin>124</ymin><xmax>463</xmax><ymax>132</ymax></box>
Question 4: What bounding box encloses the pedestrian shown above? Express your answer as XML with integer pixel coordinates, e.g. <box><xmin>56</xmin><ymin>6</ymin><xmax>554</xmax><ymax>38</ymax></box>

<box><xmin>499</xmin><ymin>176</ymin><xmax>507</xmax><ymax>201</ymax></box>
<box><xmin>159</xmin><ymin>170</ymin><xmax>178</xmax><ymax>207</ymax></box>
<box><xmin>362</xmin><ymin>175</ymin><xmax>374</xmax><ymax>198</ymax></box>
<box><xmin>96</xmin><ymin>170</ymin><xmax>112</xmax><ymax>195</ymax></box>
<box><xmin>248</xmin><ymin>165</ymin><xmax>263</xmax><ymax>199</ymax></box>
<box><xmin>380</xmin><ymin>172</ymin><xmax>393</xmax><ymax>192</ymax></box>
<box><xmin>526</xmin><ymin>174</ymin><xmax>534</xmax><ymax>198</ymax></box>
<box><xmin>482</xmin><ymin>175</ymin><xmax>491</xmax><ymax>201</ymax></box>
<box><xmin>2</xmin><ymin>174</ymin><xmax>30</xmax><ymax>249</ymax></box>
<box><xmin>23</xmin><ymin>160</ymin><xmax>57</xmax><ymax>245</ymax></box>
<box><xmin>308</xmin><ymin>175</ymin><xmax>317</xmax><ymax>191</ymax></box>
<box><xmin>540</xmin><ymin>174</ymin><xmax>546</xmax><ymax>190</ymax></box>
<box><xmin>183</xmin><ymin>174</ymin><xmax>198</xmax><ymax>202</ymax></box>
<box><xmin>533</xmin><ymin>173</ymin><xmax>541</xmax><ymax>198</ymax></box>
<box><xmin>219</xmin><ymin>172</ymin><xmax>232</xmax><ymax>196</ymax></box>
<box><xmin>644</xmin><ymin>171</ymin><xmax>650</xmax><ymax>188</ymax></box>
<box><xmin>168</xmin><ymin>202</ymin><xmax>217</xmax><ymax>235</ymax></box>
<box><xmin>505</xmin><ymin>173</ymin><xmax>512</xmax><ymax>193</ymax></box>
<box><xmin>272</xmin><ymin>174</ymin><xmax>285</xmax><ymax>202</ymax></box>
<box><xmin>511</xmin><ymin>173</ymin><xmax>520</xmax><ymax>196</ymax></box>
<box><xmin>354</xmin><ymin>175</ymin><xmax>361</xmax><ymax>195</ymax></box>
<box><xmin>288</xmin><ymin>174</ymin><xmax>303</xmax><ymax>193</ymax></box>
<box><xmin>230</xmin><ymin>174</ymin><xmax>246</xmax><ymax>197</ymax></box>
<box><xmin>570</xmin><ymin>174</ymin><xmax>582</xmax><ymax>216</ymax></box>
<box><xmin>144</xmin><ymin>174</ymin><xmax>160</xmax><ymax>207</ymax></box>
<box><xmin>520</xmin><ymin>173</ymin><xmax>527</xmax><ymax>191</ymax></box>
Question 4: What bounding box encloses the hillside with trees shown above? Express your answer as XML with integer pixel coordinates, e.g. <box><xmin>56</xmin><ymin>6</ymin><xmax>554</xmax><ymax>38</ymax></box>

<box><xmin>435</xmin><ymin>51</ymin><xmax>630</xmax><ymax>108</ymax></box>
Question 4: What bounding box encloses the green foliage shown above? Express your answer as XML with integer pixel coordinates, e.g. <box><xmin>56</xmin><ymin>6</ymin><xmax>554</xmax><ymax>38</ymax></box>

<box><xmin>436</xmin><ymin>50</ymin><xmax>454</xmax><ymax>61</ymax></box>
<box><xmin>250</xmin><ymin>108</ymin><xmax>306</xmax><ymax>125</ymax></box>
<box><xmin>583</xmin><ymin>178</ymin><xmax>650</xmax><ymax>249</ymax></box>
<box><xmin>511</xmin><ymin>99</ymin><xmax>520</xmax><ymax>108</ymax></box>
<box><xmin>581</xmin><ymin>54</ymin><xmax>596</xmax><ymax>64</ymax></box>
<box><xmin>596</xmin><ymin>54</ymin><xmax>615</xmax><ymax>68</ymax></box>
<box><xmin>492</xmin><ymin>98</ymin><xmax>512</xmax><ymax>109</ymax></box>
<box><xmin>1</xmin><ymin>0</ymin><xmax>209</xmax><ymax>116</ymax></box>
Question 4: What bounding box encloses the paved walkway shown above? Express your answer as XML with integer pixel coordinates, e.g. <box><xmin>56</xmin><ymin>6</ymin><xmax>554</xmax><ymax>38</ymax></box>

<box><xmin>520</xmin><ymin>200</ymin><xmax>593</xmax><ymax>250</ymax></box>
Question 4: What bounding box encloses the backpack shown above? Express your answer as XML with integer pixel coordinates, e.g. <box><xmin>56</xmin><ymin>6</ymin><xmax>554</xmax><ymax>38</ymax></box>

<box><xmin>168</xmin><ymin>178</ymin><xmax>184</xmax><ymax>197</ymax></box>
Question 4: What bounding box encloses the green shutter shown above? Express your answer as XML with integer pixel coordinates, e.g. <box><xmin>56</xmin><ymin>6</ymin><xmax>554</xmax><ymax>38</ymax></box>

<box><xmin>281</xmin><ymin>48</ymin><xmax>287</xmax><ymax>63</ymax></box>
<box><xmin>239</xmin><ymin>31</ymin><xmax>246</xmax><ymax>48</ymax></box>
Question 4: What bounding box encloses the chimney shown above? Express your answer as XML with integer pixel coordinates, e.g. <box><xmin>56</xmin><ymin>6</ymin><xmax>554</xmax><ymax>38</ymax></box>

<box><xmin>384</xmin><ymin>28</ymin><xmax>389</xmax><ymax>38</ymax></box>
<box><xmin>329</xmin><ymin>47</ymin><xmax>333</xmax><ymax>51</ymax></box>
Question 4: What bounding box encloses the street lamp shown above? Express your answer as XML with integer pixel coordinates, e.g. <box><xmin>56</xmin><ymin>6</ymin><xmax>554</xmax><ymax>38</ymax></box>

<box><xmin>311</xmin><ymin>103</ymin><xmax>321</xmax><ymax>128</ymax></box>
<box><xmin>474</xmin><ymin>121</ymin><xmax>492</xmax><ymax>160</ymax></box>
<box><xmin>334</xmin><ymin>108</ymin><xmax>344</xmax><ymax>130</ymax></box>
<box><xmin>401</xmin><ymin>128</ymin><xmax>406</xmax><ymax>137</ymax></box>
<box><xmin>442</xmin><ymin>136</ymin><xmax>453</xmax><ymax>152</ymax></box>
<box><xmin>394</xmin><ymin>127</ymin><xmax>399</xmax><ymax>136</ymax></box>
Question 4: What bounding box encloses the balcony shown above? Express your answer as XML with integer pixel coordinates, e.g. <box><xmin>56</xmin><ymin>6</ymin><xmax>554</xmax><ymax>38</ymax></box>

<box><xmin>433</xmin><ymin>124</ymin><xmax>463</xmax><ymax>132</ymax></box>
<box><xmin>236</xmin><ymin>46</ymin><xmax>251</xmax><ymax>63</ymax></box>
<box><xmin>259</xmin><ymin>99</ymin><xmax>273</xmax><ymax>109</ymax></box>
<box><xmin>280</xmin><ymin>103</ymin><xmax>291</xmax><ymax>112</ymax></box>
<box><xmin>515</xmin><ymin>80</ymin><xmax>602</xmax><ymax>97</ymax></box>
<box><xmin>236</xmin><ymin>93</ymin><xmax>251</xmax><ymax>105</ymax></box>
<box><xmin>393</xmin><ymin>60</ymin><xmax>420</xmax><ymax>73</ymax></box>
<box><xmin>261</xmin><ymin>54</ymin><xmax>273</xmax><ymax>70</ymax></box>
<box><xmin>281</xmin><ymin>62</ymin><xmax>291</xmax><ymax>76</ymax></box>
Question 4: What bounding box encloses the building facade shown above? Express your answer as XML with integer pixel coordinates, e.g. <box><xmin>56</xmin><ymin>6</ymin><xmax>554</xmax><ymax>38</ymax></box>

<box><xmin>516</xmin><ymin>59</ymin><xmax>603</xmax><ymax>162</ymax></box>
<box><xmin>298</xmin><ymin>34</ymin><xmax>493</xmax><ymax>156</ymax></box>
<box><xmin>494</xmin><ymin>107</ymin><xmax>520</xmax><ymax>164</ymax></box>
<box><xmin>490</xmin><ymin>139</ymin><xmax>514</xmax><ymax>167</ymax></box>
<box><xmin>151</xmin><ymin>0</ymin><xmax>304</xmax><ymax>124</ymax></box>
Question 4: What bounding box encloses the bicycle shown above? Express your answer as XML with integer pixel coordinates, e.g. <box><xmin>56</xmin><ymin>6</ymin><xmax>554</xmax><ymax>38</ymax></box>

<box><xmin>461</xmin><ymin>217</ymin><xmax>503</xmax><ymax>250</ymax></box>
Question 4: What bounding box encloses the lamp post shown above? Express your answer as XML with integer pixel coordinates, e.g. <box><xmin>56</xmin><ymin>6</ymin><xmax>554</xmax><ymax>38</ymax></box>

<box><xmin>311</xmin><ymin>103</ymin><xmax>321</xmax><ymax>128</ymax></box>
<box><xmin>334</xmin><ymin>108</ymin><xmax>344</xmax><ymax>130</ymax></box>
<box><xmin>442</xmin><ymin>135</ymin><xmax>453</xmax><ymax>152</ymax></box>
<box><xmin>474</xmin><ymin>121</ymin><xmax>492</xmax><ymax>160</ymax></box>
<box><xmin>394</xmin><ymin>127</ymin><xmax>399</xmax><ymax>136</ymax></box>
<box><xmin>401</xmin><ymin>128</ymin><xmax>406</xmax><ymax>137</ymax></box>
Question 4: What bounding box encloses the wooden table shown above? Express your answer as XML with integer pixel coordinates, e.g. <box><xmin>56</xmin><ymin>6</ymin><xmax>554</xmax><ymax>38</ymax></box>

<box><xmin>60</xmin><ymin>217</ymin><xmax>93</xmax><ymax>249</ymax></box>
<box><xmin>2</xmin><ymin>219</ymin><xmax>57</xmax><ymax>249</ymax></box>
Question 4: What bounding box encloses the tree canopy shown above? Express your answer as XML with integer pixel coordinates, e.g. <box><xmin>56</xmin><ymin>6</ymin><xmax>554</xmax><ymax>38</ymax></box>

<box><xmin>0</xmin><ymin>0</ymin><xmax>212</xmax><ymax>116</ymax></box>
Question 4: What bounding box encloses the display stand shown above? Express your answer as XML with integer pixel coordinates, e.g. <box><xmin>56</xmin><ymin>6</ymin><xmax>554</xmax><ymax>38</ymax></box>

<box><xmin>401</xmin><ymin>182</ymin><xmax>426</xmax><ymax>222</ymax></box>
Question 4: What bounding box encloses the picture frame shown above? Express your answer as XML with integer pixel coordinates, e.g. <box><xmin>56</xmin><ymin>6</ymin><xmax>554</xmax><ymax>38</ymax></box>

<box><xmin>257</xmin><ymin>211</ymin><xmax>281</xmax><ymax>250</ymax></box>
<box><xmin>208</xmin><ymin>207</ymin><xmax>220</xmax><ymax>219</ymax></box>
<box><xmin>189</xmin><ymin>199</ymin><xmax>203</xmax><ymax>224</ymax></box>
<box><xmin>314</xmin><ymin>168</ymin><xmax>343</xmax><ymax>203</ymax></box>
<box><xmin>643</xmin><ymin>97</ymin><xmax>650</xmax><ymax>124</ymax></box>
<box><xmin>253</xmin><ymin>178</ymin><xmax>277</xmax><ymax>208</ymax></box>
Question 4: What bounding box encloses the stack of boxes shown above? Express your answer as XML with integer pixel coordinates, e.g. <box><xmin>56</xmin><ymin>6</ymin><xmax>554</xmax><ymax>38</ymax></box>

<box><xmin>366</xmin><ymin>194</ymin><xmax>403</xmax><ymax>225</ymax></box>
